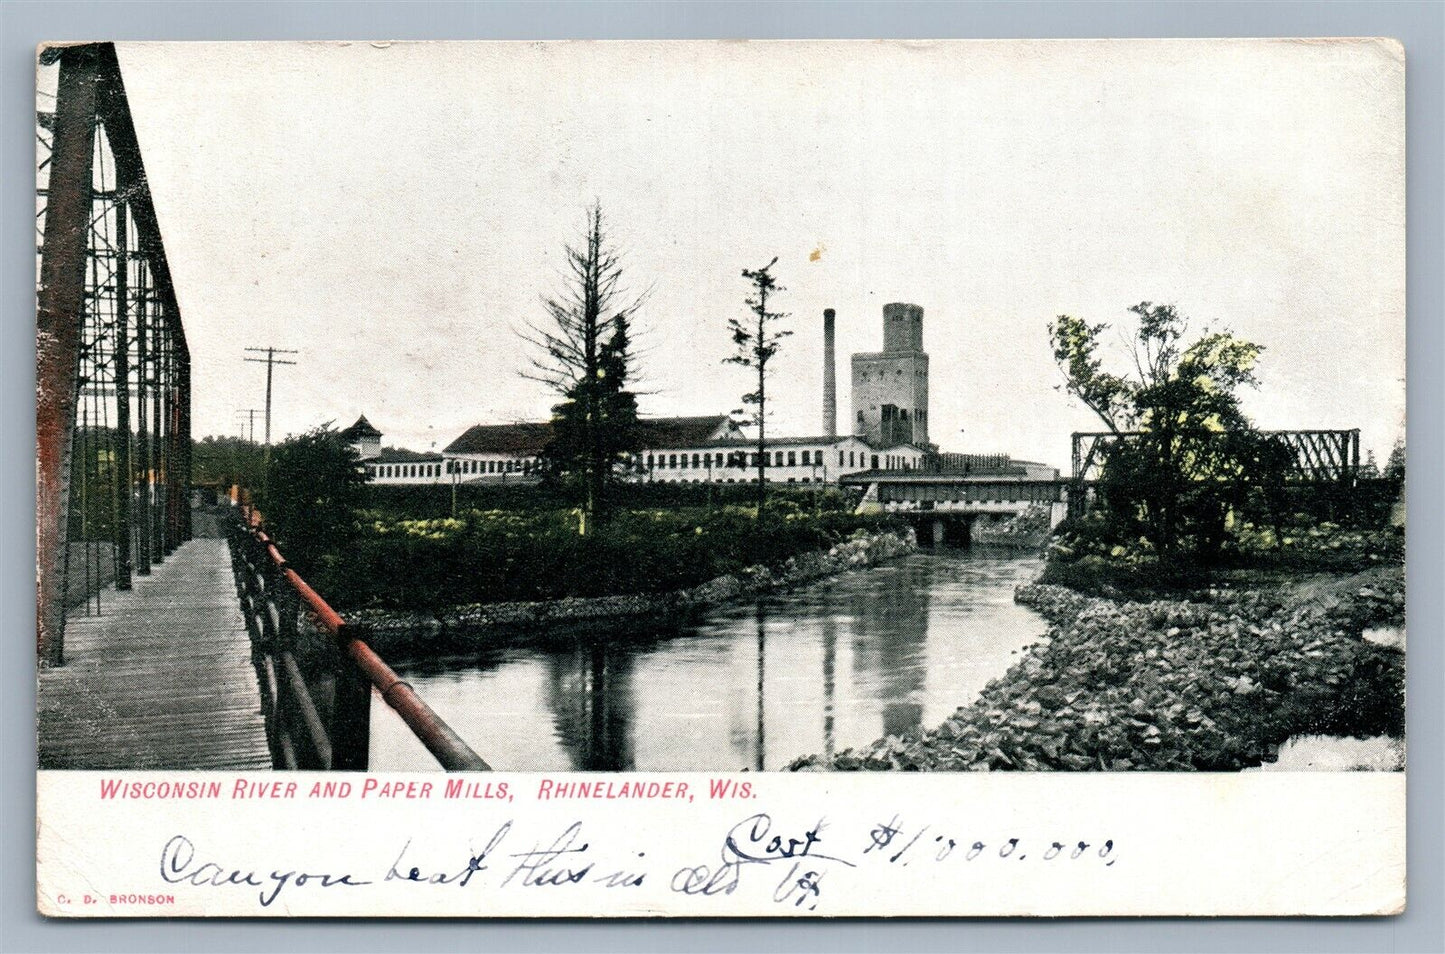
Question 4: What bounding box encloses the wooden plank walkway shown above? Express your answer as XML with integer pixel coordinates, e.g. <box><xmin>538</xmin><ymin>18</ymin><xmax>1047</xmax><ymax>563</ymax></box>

<box><xmin>37</xmin><ymin>520</ymin><xmax>272</xmax><ymax>770</ymax></box>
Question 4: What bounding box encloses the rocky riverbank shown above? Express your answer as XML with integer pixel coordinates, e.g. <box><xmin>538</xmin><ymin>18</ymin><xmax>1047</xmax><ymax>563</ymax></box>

<box><xmin>790</xmin><ymin>562</ymin><xmax>1404</xmax><ymax>772</ymax></box>
<box><xmin>350</xmin><ymin>529</ymin><xmax>916</xmax><ymax>655</ymax></box>
<box><xmin>972</xmin><ymin>504</ymin><xmax>1054</xmax><ymax>550</ymax></box>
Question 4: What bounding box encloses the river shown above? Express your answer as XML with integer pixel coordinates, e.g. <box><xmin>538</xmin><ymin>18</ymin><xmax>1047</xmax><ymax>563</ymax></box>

<box><xmin>369</xmin><ymin>547</ymin><xmax>1046</xmax><ymax>771</ymax></box>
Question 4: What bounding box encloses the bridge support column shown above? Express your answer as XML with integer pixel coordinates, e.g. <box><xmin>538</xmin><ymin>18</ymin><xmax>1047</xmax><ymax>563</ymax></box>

<box><xmin>329</xmin><ymin>636</ymin><xmax>372</xmax><ymax>771</ymax></box>
<box><xmin>931</xmin><ymin>519</ymin><xmax>946</xmax><ymax>547</ymax></box>
<box><xmin>36</xmin><ymin>45</ymin><xmax>101</xmax><ymax>666</ymax></box>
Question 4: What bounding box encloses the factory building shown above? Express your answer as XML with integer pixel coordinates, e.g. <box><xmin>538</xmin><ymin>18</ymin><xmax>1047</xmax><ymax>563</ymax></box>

<box><xmin>850</xmin><ymin>303</ymin><xmax>930</xmax><ymax>449</ymax></box>
<box><xmin>439</xmin><ymin>421</ymin><xmax>554</xmax><ymax>481</ymax></box>
<box><xmin>366</xmin><ymin>448</ymin><xmax>449</xmax><ymax>485</ymax></box>
<box><xmin>350</xmin><ymin>300</ymin><xmax>939</xmax><ymax>486</ymax></box>
<box><xmin>352</xmin><ymin>416</ymin><xmax>925</xmax><ymax>488</ymax></box>
<box><xmin>641</xmin><ymin>434</ymin><xmax>923</xmax><ymax>485</ymax></box>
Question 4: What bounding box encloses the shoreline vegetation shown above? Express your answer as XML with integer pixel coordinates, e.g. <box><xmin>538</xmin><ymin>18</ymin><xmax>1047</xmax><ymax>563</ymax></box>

<box><xmin>262</xmin><ymin>483</ymin><xmax>921</xmax><ymax>654</ymax></box>
<box><xmin>351</xmin><ymin>527</ymin><xmax>917</xmax><ymax>654</ymax></box>
<box><xmin>972</xmin><ymin>503</ymin><xmax>1055</xmax><ymax>550</ymax></box>
<box><xmin>335</xmin><ymin>495</ymin><xmax>1052</xmax><ymax>654</ymax></box>
<box><xmin>351</xmin><ymin>529</ymin><xmax>913</xmax><ymax>656</ymax></box>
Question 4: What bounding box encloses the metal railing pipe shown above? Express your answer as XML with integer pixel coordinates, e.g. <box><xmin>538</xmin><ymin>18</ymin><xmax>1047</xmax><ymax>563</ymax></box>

<box><xmin>341</xmin><ymin>636</ymin><xmax>491</xmax><ymax>772</ymax></box>
<box><xmin>233</xmin><ymin>501</ymin><xmax>489</xmax><ymax>772</ymax></box>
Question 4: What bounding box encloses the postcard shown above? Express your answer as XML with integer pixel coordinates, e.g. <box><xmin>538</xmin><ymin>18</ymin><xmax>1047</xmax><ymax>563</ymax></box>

<box><xmin>35</xmin><ymin>38</ymin><xmax>1406</xmax><ymax>917</ymax></box>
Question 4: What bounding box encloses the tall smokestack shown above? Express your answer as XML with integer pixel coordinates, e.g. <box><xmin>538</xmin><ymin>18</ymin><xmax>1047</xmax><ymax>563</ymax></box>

<box><xmin>822</xmin><ymin>308</ymin><xmax>837</xmax><ymax>437</ymax></box>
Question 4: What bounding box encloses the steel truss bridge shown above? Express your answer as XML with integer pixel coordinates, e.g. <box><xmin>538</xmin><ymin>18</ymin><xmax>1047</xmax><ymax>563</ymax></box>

<box><xmin>36</xmin><ymin>43</ymin><xmax>191</xmax><ymax>663</ymax></box>
<box><xmin>838</xmin><ymin>427</ymin><xmax>1364</xmax><ymax>540</ymax></box>
<box><xmin>1070</xmin><ymin>429</ymin><xmax>1362</xmax><ymax>484</ymax></box>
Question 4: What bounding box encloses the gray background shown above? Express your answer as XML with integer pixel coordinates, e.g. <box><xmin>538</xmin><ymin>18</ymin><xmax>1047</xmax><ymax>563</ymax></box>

<box><xmin>2</xmin><ymin>2</ymin><xmax>1440</xmax><ymax>952</ymax></box>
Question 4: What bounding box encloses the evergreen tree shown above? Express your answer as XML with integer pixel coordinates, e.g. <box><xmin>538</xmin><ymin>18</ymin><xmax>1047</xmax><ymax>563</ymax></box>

<box><xmin>525</xmin><ymin>203</ymin><xmax>645</xmax><ymax>532</ymax></box>
<box><xmin>1383</xmin><ymin>438</ymin><xmax>1406</xmax><ymax>483</ymax></box>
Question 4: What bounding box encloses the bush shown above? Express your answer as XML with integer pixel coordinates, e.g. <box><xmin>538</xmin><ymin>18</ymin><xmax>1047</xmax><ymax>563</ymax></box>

<box><xmin>325</xmin><ymin>503</ymin><xmax>901</xmax><ymax>611</ymax></box>
<box><xmin>257</xmin><ymin>426</ymin><xmax>367</xmax><ymax>598</ymax></box>
<box><xmin>1042</xmin><ymin>507</ymin><xmax>1405</xmax><ymax>600</ymax></box>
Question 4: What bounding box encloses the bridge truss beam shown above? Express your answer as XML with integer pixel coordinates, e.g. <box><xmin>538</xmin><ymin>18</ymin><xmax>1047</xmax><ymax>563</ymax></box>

<box><xmin>36</xmin><ymin>43</ymin><xmax>191</xmax><ymax>666</ymax></box>
<box><xmin>1070</xmin><ymin>429</ymin><xmax>1362</xmax><ymax>485</ymax></box>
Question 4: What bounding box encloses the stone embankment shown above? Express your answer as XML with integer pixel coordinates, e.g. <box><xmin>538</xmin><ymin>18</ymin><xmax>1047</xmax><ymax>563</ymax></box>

<box><xmin>790</xmin><ymin>563</ymin><xmax>1404</xmax><ymax>772</ymax></box>
<box><xmin>972</xmin><ymin>504</ymin><xmax>1054</xmax><ymax>550</ymax></box>
<box><xmin>351</xmin><ymin>530</ymin><xmax>916</xmax><ymax>654</ymax></box>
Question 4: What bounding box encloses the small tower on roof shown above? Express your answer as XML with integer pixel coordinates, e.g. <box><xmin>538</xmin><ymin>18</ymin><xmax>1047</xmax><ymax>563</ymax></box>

<box><xmin>340</xmin><ymin>414</ymin><xmax>382</xmax><ymax>460</ymax></box>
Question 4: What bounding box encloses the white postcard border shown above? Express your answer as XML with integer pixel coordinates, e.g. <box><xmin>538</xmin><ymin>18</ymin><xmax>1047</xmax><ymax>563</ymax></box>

<box><xmin>37</xmin><ymin>770</ymin><xmax>1404</xmax><ymax>918</ymax></box>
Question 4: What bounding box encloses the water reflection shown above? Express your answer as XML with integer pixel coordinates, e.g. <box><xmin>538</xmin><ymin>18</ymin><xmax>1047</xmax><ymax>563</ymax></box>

<box><xmin>821</xmin><ymin>615</ymin><xmax>837</xmax><ymax>762</ymax></box>
<box><xmin>753</xmin><ymin>608</ymin><xmax>766</xmax><ymax>772</ymax></box>
<box><xmin>544</xmin><ymin>641</ymin><xmax>636</xmax><ymax>770</ymax></box>
<box><xmin>849</xmin><ymin>563</ymin><xmax>931</xmax><ymax>739</ymax></box>
<box><xmin>371</xmin><ymin>548</ymin><xmax>1045</xmax><ymax>772</ymax></box>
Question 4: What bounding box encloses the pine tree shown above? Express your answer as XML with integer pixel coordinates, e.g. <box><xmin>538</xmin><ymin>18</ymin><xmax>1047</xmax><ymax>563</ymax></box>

<box><xmin>525</xmin><ymin>203</ymin><xmax>645</xmax><ymax>532</ymax></box>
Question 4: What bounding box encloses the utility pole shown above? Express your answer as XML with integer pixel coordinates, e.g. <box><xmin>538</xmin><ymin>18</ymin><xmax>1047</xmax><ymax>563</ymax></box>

<box><xmin>235</xmin><ymin>408</ymin><xmax>261</xmax><ymax>443</ymax></box>
<box><xmin>243</xmin><ymin>346</ymin><xmax>297</xmax><ymax>446</ymax></box>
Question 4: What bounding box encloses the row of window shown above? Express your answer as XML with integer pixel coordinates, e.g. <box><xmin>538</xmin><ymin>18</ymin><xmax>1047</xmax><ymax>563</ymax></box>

<box><xmin>367</xmin><ymin>457</ymin><xmax>540</xmax><ymax>480</ymax></box>
<box><xmin>449</xmin><ymin>457</ymin><xmax>538</xmax><ymax>476</ymax></box>
<box><xmin>656</xmin><ymin>476</ymin><xmax>824</xmax><ymax>485</ymax></box>
<box><xmin>368</xmin><ymin>462</ymin><xmax>443</xmax><ymax>479</ymax></box>
<box><xmin>646</xmin><ymin>449</ymin><xmax>830</xmax><ymax>470</ymax></box>
<box><xmin>367</xmin><ymin>450</ymin><xmax>917</xmax><ymax>482</ymax></box>
<box><xmin>642</xmin><ymin>449</ymin><xmax>920</xmax><ymax>472</ymax></box>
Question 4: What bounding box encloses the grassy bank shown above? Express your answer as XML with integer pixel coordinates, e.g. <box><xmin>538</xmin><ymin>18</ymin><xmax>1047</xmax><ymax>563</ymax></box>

<box><xmin>350</xmin><ymin>528</ymin><xmax>917</xmax><ymax>654</ymax></box>
<box><xmin>309</xmin><ymin>491</ymin><xmax>901</xmax><ymax>612</ymax></box>
<box><xmin>1039</xmin><ymin>510</ymin><xmax>1404</xmax><ymax>601</ymax></box>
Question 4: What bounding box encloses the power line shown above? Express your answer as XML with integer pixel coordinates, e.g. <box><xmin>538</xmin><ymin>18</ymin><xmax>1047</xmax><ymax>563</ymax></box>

<box><xmin>242</xmin><ymin>346</ymin><xmax>297</xmax><ymax>446</ymax></box>
<box><xmin>234</xmin><ymin>408</ymin><xmax>261</xmax><ymax>443</ymax></box>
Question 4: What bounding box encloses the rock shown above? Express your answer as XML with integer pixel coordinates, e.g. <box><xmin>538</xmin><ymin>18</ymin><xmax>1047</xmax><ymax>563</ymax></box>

<box><xmin>799</xmin><ymin>561</ymin><xmax>1404</xmax><ymax>774</ymax></box>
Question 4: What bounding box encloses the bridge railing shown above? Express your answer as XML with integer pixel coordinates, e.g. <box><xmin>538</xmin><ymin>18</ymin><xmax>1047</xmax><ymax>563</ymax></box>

<box><xmin>226</xmin><ymin>503</ymin><xmax>489</xmax><ymax>772</ymax></box>
<box><xmin>874</xmin><ymin>479</ymin><xmax>1064</xmax><ymax>505</ymax></box>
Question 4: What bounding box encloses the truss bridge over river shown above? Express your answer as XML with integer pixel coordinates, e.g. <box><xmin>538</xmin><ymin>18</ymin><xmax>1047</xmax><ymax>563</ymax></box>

<box><xmin>842</xmin><ymin>428</ymin><xmax>1366</xmax><ymax>547</ymax></box>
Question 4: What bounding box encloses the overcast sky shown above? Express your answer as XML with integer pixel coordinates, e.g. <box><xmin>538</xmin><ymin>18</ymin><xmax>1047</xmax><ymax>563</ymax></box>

<box><xmin>76</xmin><ymin>39</ymin><xmax>1405</xmax><ymax>468</ymax></box>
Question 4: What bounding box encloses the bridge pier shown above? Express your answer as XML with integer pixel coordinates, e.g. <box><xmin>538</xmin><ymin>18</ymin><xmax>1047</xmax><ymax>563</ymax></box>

<box><xmin>910</xmin><ymin>512</ymin><xmax>971</xmax><ymax>548</ymax></box>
